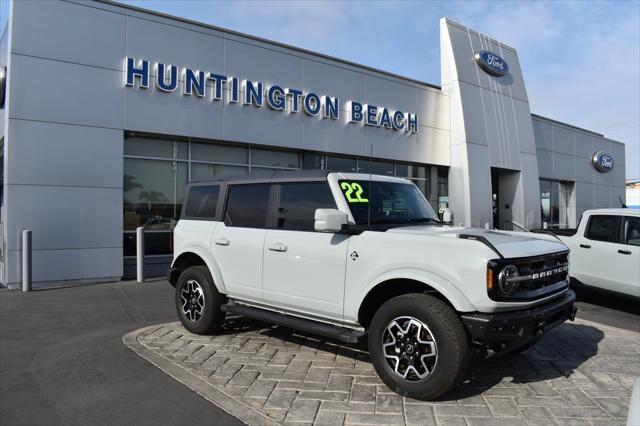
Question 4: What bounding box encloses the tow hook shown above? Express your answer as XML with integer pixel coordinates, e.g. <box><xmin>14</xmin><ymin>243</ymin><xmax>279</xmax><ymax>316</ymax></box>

<box><xmin>536</xmin><ymin>321</ymin><xmax>546</xmax><ymax>337</ymax></box>
<box><xmin>569</xmin><ymin>306</ymin><xmax>577</xmax><ymax>321</ymax></box>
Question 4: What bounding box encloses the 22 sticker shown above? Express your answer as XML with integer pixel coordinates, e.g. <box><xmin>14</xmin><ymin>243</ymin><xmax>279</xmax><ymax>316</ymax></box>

<box><xmin>340</xmin><ymin>182</ymin><xmax>369</xmax><ymax>203</ymax></box>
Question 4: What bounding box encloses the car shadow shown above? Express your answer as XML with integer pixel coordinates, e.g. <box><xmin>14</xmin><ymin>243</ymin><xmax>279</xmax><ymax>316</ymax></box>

<box><xmin>436</xmin><ymin>322</ymin><xmax>605</xmax><ymax>401</ymax></box>
<box><xmin>219</xmin><ymin>317</ymin><xmax>605</xmax><ymax>401</ymax></box>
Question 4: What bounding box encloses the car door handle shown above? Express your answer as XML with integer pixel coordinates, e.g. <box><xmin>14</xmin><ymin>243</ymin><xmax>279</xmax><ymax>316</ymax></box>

<box><xmin>580</xmin><ymin>244</ymin><xmax>591</xmax><ymax>249</ymax></box>
<box><xmin>618</xmin><ymin>249</ymin><xmax>632</xmax><ymax>255</ymax></box>
<box><xmin>267</xmin><ymin>243</ymin><xmax>287</xmax><ymax>252</ymax></box>
<box><xmin>214</xmin><ymin>238</ymin><xmax>230</xmax><ymax>246</ymax></box>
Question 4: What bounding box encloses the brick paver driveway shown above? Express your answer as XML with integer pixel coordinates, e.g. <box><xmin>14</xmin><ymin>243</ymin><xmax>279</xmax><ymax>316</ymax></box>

<box><xmin>124</xmin><ymin>316</ymin><xmax>638</xmax><ymax>425</ymax></box>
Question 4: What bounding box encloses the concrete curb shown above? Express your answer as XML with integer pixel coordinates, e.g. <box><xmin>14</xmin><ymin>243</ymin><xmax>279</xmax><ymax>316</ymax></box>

<box><xmin>123</xmin><ymin>325</ymin><xmax>279</xmax><ymax>426</ymax></box>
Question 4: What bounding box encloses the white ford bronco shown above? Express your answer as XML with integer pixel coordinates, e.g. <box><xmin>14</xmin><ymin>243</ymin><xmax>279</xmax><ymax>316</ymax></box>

<box><xmin>168</xmin><ymin>171</ymin><xmax>576</xmax><ymax>399</ymax></box>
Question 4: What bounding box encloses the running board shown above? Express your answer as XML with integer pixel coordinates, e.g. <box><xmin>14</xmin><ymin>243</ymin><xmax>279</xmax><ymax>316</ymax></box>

<box><xmin>221</xmin><ymin>303</ymin><xmax>365</xmax><ymax>344</ymax></box>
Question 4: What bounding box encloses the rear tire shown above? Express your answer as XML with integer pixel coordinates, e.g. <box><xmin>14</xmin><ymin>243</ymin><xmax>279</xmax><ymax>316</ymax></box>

<box><xmin>175</xmin><ymin>266</ymin><xmax>226</xmax><ymax>334</ymax></box>
<box><xmin>368</xmin><ymin>293</ymin><xmax>469</xmax><ymax>400</ymax></box>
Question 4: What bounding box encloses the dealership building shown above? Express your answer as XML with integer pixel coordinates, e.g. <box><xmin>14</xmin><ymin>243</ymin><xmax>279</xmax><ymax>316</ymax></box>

<box><xmin>0</xmin><ymin>0</ymin><xmax>627</xmax><ymax>288</ymax></box>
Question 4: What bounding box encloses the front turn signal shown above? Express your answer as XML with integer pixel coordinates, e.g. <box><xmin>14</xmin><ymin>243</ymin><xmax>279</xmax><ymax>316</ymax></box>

<box><xmin>486</xmin><ymin>267</ymin><xmax>495</xmax><ymax>290</ymax></box>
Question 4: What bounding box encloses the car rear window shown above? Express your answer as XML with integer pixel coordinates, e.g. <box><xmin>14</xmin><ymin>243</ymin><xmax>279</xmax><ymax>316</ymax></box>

<box><xmin>184</xmin><ymin>185</ymin><xmax>219</xmax><ymax>219</ymax></box>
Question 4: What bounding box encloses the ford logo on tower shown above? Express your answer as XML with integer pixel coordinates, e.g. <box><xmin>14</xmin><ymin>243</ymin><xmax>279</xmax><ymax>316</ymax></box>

<box><xmin>475</xmin><ymin>50</ymin><xmax>509</xmax><ymax>76</ymax></box>
<box><xmin>592</xmin><ymin>151</ymin><xmax>614</xmax><ymax>173</ymax></box>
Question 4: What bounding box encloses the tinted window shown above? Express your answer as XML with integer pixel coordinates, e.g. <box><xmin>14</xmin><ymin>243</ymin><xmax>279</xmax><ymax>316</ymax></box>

<box><xmin>184</xmin><ymin>185</ymin><xmax>219</xmax><ymax>219</ymax></box>
<box><xmin>225</xmin><ymin>184</ymin><xmax>270</xmax><ymax>228</ymax></box>
<box><xmin>277</xmin><ymin>183</ymin><xmax>336</xmax><ymax>231</ymax></box>
<box><xmin>623</xmin><ymin>216</ymin><xmax>640</xmax><ymax>246</ymax></box>
<box><xmin>586</xmin><ymin>215</ymin><xmax>620</xmax><ymax>243</ymax></box>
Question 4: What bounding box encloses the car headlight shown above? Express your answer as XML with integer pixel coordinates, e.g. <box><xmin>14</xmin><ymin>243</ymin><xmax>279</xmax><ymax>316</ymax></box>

<box><xmin>498</xmin><ymin>264</ymin><xmax>519</xmax><ymax>295</ymax></box>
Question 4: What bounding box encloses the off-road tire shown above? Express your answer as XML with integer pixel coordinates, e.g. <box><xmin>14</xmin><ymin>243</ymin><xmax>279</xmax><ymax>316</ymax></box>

<box><xmin>368</xmin><ymin>293</ymin><xmax>469</xmax><ymax>400</ymax></box>
<box><xmin>175</xmin><ymin>266</ymin><xmax>226</xmax><ymax>334</ymax></box>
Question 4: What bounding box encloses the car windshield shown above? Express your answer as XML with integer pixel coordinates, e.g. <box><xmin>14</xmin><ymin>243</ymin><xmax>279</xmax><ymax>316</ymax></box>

<box><xmin>338</xmin><ymin>179</ymin><xmax>438</xmax><ymax>226</ymax></box>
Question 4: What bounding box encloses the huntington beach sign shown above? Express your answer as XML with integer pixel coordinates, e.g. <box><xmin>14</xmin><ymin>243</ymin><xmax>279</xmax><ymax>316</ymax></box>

<box><xmin>124</xmin><ymin>57</ymin><xmax>420</xmax><ymax>134</ymax></box>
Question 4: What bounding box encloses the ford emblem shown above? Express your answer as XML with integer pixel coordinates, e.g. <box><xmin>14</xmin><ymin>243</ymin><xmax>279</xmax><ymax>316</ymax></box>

<box><xmin>475</xmin><ymin>50</ymin><xmax>509</xmax><ymax>77</ymax></box>
<box><xmin>592</xmin><ymin>151</ymin><xmax>614</xmax><ymax>173</ymax></box>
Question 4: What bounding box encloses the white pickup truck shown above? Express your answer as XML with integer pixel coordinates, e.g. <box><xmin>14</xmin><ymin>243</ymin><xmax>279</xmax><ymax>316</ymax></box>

<box><xmin>541</xmin><ymin>209</ymin><xmax>639</xmax><ymax>299</ymax></box>
<box><xmin>168</xmin><ymin>171</ymin><xmax>576</xmax><ymax>399</ymax></box>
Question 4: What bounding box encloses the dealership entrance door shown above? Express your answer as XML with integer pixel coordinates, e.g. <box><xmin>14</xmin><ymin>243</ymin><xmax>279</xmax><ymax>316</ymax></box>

<box><xmin>491</xmin><ymin>168</ymin><xmax>520</xmax><ymax>230</ymax></box>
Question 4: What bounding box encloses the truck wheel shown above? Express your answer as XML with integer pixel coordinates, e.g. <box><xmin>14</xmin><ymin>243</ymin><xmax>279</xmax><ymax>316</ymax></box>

<box><xmin>175</xmin><ymin>266</ymin><xmax>226</xmax><ymax>334</ymax></box>
<box><xmin>368</xmin><ymin>293</ymin><xmax>469</xmax><ymax>400</ymax></box>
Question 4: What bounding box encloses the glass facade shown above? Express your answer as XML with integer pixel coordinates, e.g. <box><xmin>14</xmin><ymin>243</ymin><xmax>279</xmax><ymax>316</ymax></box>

<box><xmin>123</xmin><ymin>135</ymin><xmax>448</xmax><ymax>257</ymax></box>
<box><xmin>123</xmin><ymin>135</ymin><xmax>300</xmax><ymax>256</ymax></box>
<box><xmin>539</xmin><ymin>179</ymin><xmax>572</xmax><ymax>228</ymax></box>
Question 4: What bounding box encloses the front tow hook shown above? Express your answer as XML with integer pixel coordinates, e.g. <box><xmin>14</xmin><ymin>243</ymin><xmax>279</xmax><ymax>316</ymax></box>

<box><xmin>569</xmin><ymin>306</ymin><xmax>577</xmax><ymax>321</ymax></box>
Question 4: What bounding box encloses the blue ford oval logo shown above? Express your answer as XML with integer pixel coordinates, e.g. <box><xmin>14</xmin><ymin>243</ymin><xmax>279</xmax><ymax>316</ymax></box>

<box><xmin>592</xmin><ymin>151</ymin><xmax>614</xmax><ymax>173</ymax></box>
<box><xmin>475</xmin><ymin>50</ymin><xmax>509</xmax><ymax>76</ymax></box>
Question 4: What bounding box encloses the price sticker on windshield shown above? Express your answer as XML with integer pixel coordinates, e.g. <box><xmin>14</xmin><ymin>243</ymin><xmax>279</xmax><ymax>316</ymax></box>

<box><xmin>340</xmin><ymin>181</ymin><xmax>369</xmax><ymax>203</ymax></box>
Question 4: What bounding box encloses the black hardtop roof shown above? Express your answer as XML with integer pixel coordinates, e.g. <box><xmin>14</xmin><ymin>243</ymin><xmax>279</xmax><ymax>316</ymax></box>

<box><xmin>189</xmin><ymin>169</ymin><xmax>331</xmax><ymax>186</ymax></box>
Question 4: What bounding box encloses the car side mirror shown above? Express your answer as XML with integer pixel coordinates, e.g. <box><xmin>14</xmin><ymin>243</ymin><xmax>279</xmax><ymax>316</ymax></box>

<box><xmin>314</xmin><ymin>208</ymin><xmax>348</xmax><ymax>233</ymax></box>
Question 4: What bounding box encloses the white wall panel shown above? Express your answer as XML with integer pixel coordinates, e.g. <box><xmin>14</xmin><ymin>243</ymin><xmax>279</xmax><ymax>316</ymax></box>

<box><xmin>4</xmin><ymin>185</ymin><xmax>122</xmax><ymax>252</ymax></box>
<box><xmin>574</xmin><ymin>182</ymin><xmax>595</xmax><ymax>208</ymax></box>
<box><xmin>9</xmin><ymin>54</ymin><xmax>123</xmax><ymax>129</ymax></box>
<box><xmin>532</xmin><ymin>119</ymin><xmax>552</xmax><ymax>151</ymax></box>
<box><xmin>302</xmin><ymin>59</ymin><xmax>365</xmax><ymax>103</ymax></box>
<box><xmin>124</xmin><ymin>80</ymin><xmax>223</xmax><ymax>139</ymax></box>
<box><xmin>4</xmin><ymin>248</ymin><xmax>122</xmax><ymax>286</ymax></box>
<box><xmin>7</xmin><ymin>120</ymin><xmax>123</xmax><ymax>188</ymax></box>
<box><xmin>552</xmin><ymin>125</ymin><xmax>574</xmax><ymax>155</ymax></box>
<box><xmin>225</xmin><ymin>39</ymin><xmax>302</xmax><ymax>89</ymax></box>
<box><xmin>11</xmin><ymin>0</ymin><xmax>125</xmax><ymax>70</ymax></box>
<box><xmin>594</xmin><ymin>184</ymin><xmax>612</xmax><ymax>208</ymax></box>
<box><xmin>126</xmin><ymin>15</ymin><xmax>224</xmax><ymax>74</ymax></box>
<box><xmin>574</xmin><ymin>131</ymin><xmax>594</xmax><ymax>159</ymax></box>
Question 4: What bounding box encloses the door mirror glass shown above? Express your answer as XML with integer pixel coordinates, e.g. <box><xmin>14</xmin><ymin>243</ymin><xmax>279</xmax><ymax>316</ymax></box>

<box><xmin>314</xmin><ymin>209</ymin><xmax>348</xmax><ymax>233</ymax></box>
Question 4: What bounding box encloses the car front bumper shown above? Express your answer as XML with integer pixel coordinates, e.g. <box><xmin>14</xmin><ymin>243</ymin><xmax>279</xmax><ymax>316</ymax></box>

<box><xmin>460</xmin><ymin>290</ymin><xmax>577</xmax><ymax>353</ymax></box>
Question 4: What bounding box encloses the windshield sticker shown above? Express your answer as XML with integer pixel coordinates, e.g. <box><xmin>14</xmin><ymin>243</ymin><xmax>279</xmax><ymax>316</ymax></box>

<box><xmin>340</xmin><ymin>182</ymin><xmax>369</xmax><ymax>203</ymax></box>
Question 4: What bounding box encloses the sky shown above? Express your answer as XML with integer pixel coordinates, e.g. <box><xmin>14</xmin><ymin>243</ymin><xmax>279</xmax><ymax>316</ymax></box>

<box><xmin>1</xmin><ymin>0</ymin><xmax>638</xmax><ymax>179</ymax></box>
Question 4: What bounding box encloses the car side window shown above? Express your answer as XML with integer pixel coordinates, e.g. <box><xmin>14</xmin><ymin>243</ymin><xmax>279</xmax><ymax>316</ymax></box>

<box><xmin>225</xmin><ymin>184</ymin><xmax>271</xmax><ymax>228</ymax></box>
<box><xmin>184</xmin><ymin>185</ymin><xmax>219</xmax><ymax>219</ymax></box>
<box><xmin>585</xmin><ymin>215</ymin><xmax>620</xmax><ymax>243</ymax></box>
<box><xmin>623</xmin><ymin>216</ymin><xmax>640</xmax><ymax>246</ymax></box>
<box><xmin>277</xmin><ymin>182</ymin><xmax>336</xmax><ymax>232</ymax></box>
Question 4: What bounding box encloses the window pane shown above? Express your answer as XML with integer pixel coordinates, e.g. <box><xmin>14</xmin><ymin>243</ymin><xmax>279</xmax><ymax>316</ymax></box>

<box><xmin>550</xmin><ymin>191</ymin><xmax>560</xmax><ymax>224</ymax></box>
<box><xmin>408</xmin><ymin>165</ymin><xmax>428</xmax><ymax>179</ymax></box>
<box><xmin>411</xmin><ymin>179</ymin><xmax>428</xmax><ymax>196</ymax></box>
<box><xmin>586</xmin><ymin>215</ymin><xmax>619</xmax><ymax>243</ymax></box>
<box><xmin>327</xmin><ymin>156</ymin><xmax>357</xmax><ymax>173</ymax></box>
<box><xmin>357</xmin><ymin>160</ymin><xmax>394</xmax><ymax>175</ymax></box>
<box><xmin>277</xmin><ymin>183</ymin><xmax>336</xmax><ymax>231</ymax></box>
<box><xmin>124</xmin><ymin>137</ymin><xmax>187</xmax><ymax>159</ymax></box>
<box><xmin>184</xmin><ymin>185</ymin><xmax>219</xmax><ymax>219</ymax></box>
<box><xmin>124</xmin><ymin>158</ymin><xmax>188</xmax><ymax>204</ymax></box>
<box><xmin>303</xmin><ymin>153</ymin><xmax>324</xmax><ymax>169</ymax></box>
<box><xmin>623</xmin><ymin>216</ymin><xmax>640</xmax><ymax>246</ymax></box>
<box><xmin>123</xmin><ymin>231</ymin><xmax>173</xmax><ymax>256</ymax></box>
<box><xmin>437</xmin><ymin>167</ymin><xmax>448</xmax><ymax>198</ymax></box>
<box><xmin>252</xmin><ymin>149</ymin><xmax>299</xmax><ymax>168</ymax></box>
<box><xmin>191</xmin><ymin>143</ymin><xmax>248</xmax><ymax>164</ymax></box>
<box><xmin>123</xmin><ymin>158</ymin><xmax>187</xmax><ymax>231</ymax></box>
<box><xmin>191</xmin><ymin>163</ymin><xmax>247</xmax><ymax>181</ymax></box>
<box><xmin>225</xmin><ymin>184</ymin><xmax>270</xmax><ymax>228</ymax></box>
<box><xmin>124</xmin><ymin>203</ymin><xmax>182</xmax><ymax>231</ymax></box>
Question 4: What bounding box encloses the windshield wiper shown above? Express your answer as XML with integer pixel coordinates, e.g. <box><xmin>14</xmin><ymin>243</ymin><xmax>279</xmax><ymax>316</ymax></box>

<box><xmin>369</xmin><ymin>217</ymin><xmax>439</xmax><ymax>225</ymax></box>
<box><xmin>406</xmin><ymin>217</ymin><xmax>440</xmax><ymax>224</ymax></box>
